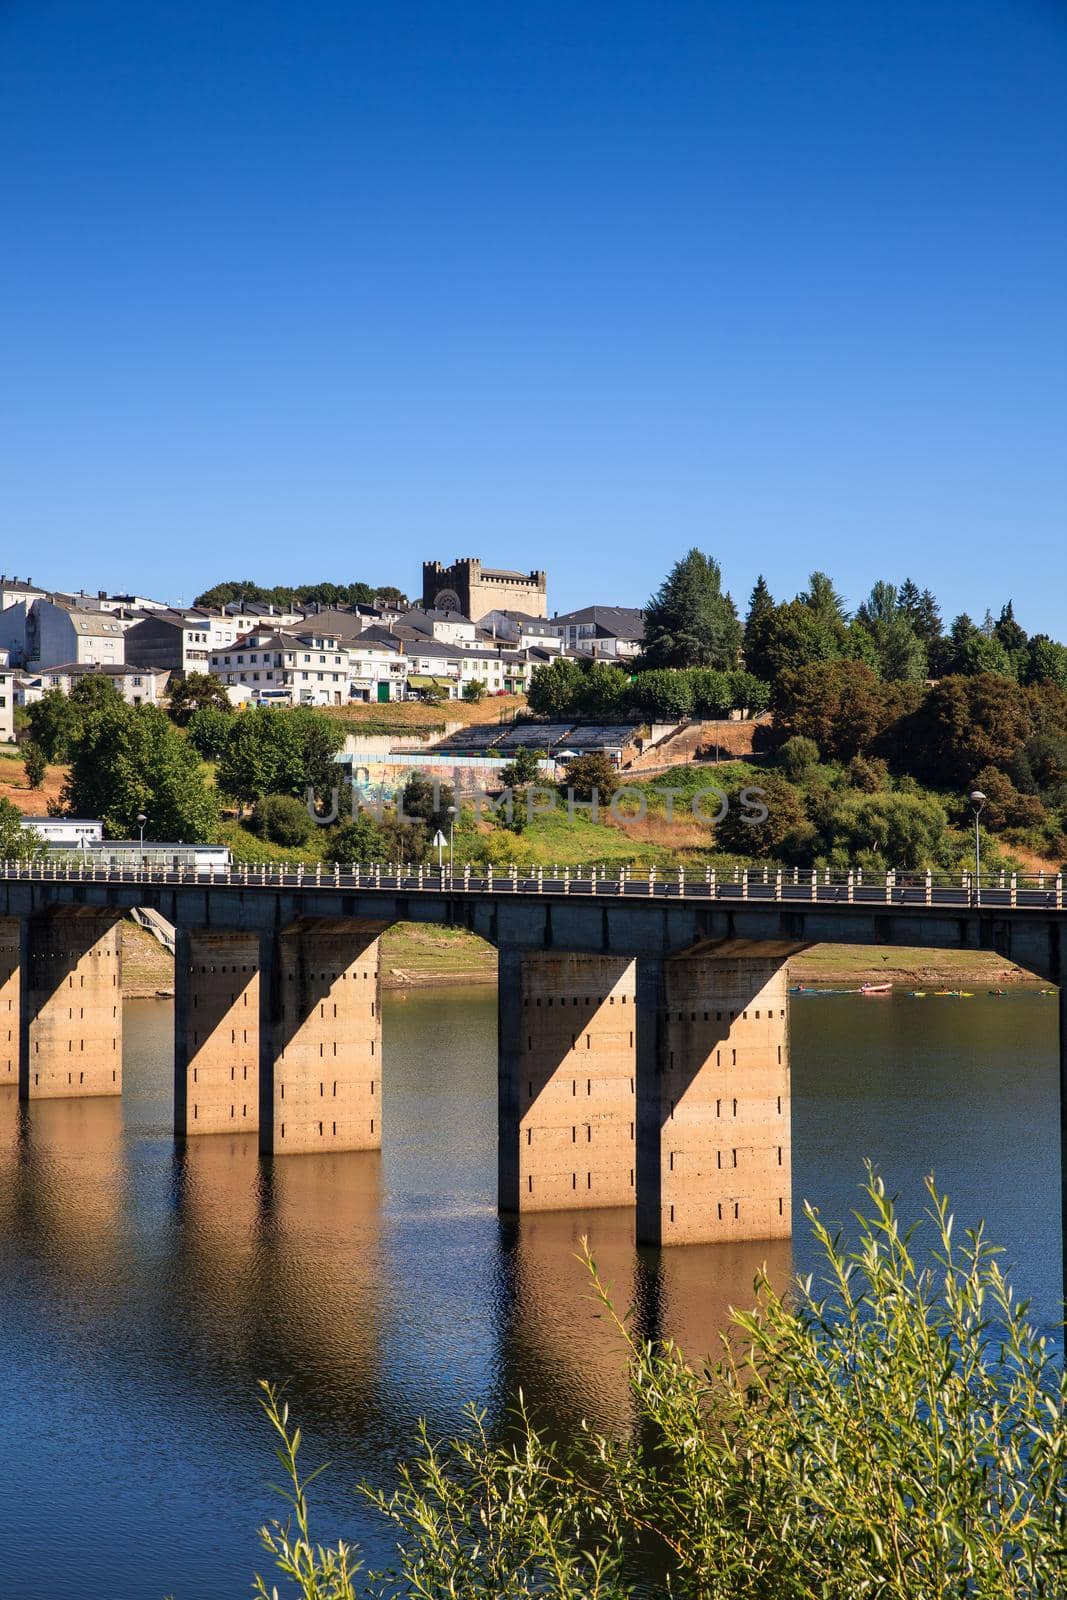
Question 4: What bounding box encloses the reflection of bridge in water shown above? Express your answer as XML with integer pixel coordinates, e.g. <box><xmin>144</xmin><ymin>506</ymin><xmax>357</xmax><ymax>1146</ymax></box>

<box><xmin>0</xmin><ymin>861</ymin><xmax>1063</xmax><ymax>1295</ymax></box>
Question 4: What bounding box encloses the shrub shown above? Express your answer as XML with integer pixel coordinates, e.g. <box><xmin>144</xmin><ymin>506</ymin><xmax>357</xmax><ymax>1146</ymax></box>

<box><xmin>777</xmin><ymin>734</ymin><xmax>820</xmax><ymax>780</ymax></box>
<box><xmin>250</xmin><ymin>793</ymin><xmax>314</xmax><ymax>847</ymax></box>
<box><xmin>846</xmin><ymin>753</ymin><xmax>888</xmax><ymax>792</ymax></box>
<box><xmin>249</xmin><ymin>1172</ymin><xmax>1066</xmax><ymax>1600</ymax></box>
<box><xmin>714</xmin><ymin>771</ymin><xmax>813</xmax><ymax>860</ymax></box>
<box><xmin>559</xmin><ymin>752</ymin><xmax>617</xmax><ymax>803</ymax></box>
<box><xmin>324</xmin><ymin>813</ymin><xmax>391</xmax><ymax>865</ymax></box>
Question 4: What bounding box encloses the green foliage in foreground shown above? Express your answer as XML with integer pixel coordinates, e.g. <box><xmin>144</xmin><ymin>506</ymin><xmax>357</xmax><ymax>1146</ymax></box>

<box><xmin>250</xmin><ymin>1173</ymin><xmax>1065</xmax><ymax>1599</ymax></box>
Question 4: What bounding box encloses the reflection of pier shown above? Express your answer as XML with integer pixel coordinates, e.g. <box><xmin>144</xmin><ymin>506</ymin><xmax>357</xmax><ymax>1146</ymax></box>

<box><xmin>496</xmin><ymin>1206</ymin><xmax>793</xmax><ymax>1433</ymax></box>
<box><xmin>0</xmin><ymin>865</ymin><xmax>1063</xmax><ymax>1291</ymax></box>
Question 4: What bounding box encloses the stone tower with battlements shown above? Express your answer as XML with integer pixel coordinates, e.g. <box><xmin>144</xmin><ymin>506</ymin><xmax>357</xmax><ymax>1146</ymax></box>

<box><xmin>421</xmin><ymin>557</ymin><xmax>547</xmax><ymax>620</ymax></box>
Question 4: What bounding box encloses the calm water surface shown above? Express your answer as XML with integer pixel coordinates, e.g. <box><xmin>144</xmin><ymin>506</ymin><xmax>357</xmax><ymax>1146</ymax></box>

<box><xmin>0</xmin><ymin>986</ymin><xmax>1059</xmax><ymax>1599</ymax></box>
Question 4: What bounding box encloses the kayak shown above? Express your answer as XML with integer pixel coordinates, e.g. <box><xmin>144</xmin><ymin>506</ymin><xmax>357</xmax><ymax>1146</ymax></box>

<box><xmin>859</xmin><ymin>982</ymin><xmax>892</xmax><ymax>995</ymax></box>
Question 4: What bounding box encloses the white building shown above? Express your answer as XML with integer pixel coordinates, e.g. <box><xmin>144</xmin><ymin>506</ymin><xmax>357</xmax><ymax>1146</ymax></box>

<box><xmin>551</xmin><ymin>605</ymin><xmax>645</xmax><ymax>660</ymax></box>
<box><xmin>209</xmin><ymin>628</ymin><xmax>352</xmax><ymax>706</ymax></box>
<box><xmin>19</xmin><ymin>816</ymin><xmax>103</xmax><ymax>849</ymax></box>
<box><xmin>0</xmin><ymin>666</ymin><xmax>14</xmax><ymax>742</ymax></box>
<box><xmin>347</xmin><ymin>638</ymin><xmax>407</xmax><ymax>702</ymax></box>
<box><xmin>29</xmin><ymin>599</ymin><xmax>128</xmax><ymax>669</ymax></box>
<box><xmin>26</xmin><ymin>661</ymin><xmax>170</xmax><ymax>707</ymax></box>
<box><xmin>476</xmin><ymin>610</ymin><xmax>564</xmax><ymax>652</ymax></box>
<box><xmin>0</xmin><ymin>576</ymin><xmax>48</xmax><ymax>612</ymax></box>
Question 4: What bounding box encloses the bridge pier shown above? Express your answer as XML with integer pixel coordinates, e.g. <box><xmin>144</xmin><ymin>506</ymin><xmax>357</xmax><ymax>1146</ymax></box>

<box><xmin>259</xmin><ymin>920</ymin><xmax>384</xmax><ymax>1155</ymax></box>
<box><xmin>0</xmin><ymin>917</ymin><xmax>21</xmax><ymax>1087</ymax></box>
<box><xmin>635</xmin><ymin>955</ymin><xmax>791</xmax><ymax>1246</ymax></box>
<box><xmin>498</xmin><ymin>950</ymin><xmax>636</xmax><ymax>1213</ymax></box>
<box><xmin>1061</xmin><ymin>983</ymin><xmax>1066</xmax><ymax>1318</ymax></box>
<box><xmin>173</xmin><ymin>929</ymin><xmax>261</xmax><ymax>1135</ymax></box>
<box><xmin>19</xmin><ymin>911</ymin><xmax>123</xmax><ymax>1100</ymax></box>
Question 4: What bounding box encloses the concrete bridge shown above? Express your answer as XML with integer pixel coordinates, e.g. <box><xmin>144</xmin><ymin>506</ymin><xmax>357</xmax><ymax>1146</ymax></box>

<box><xmin>0</xmin><ymin>859</ymin><xmax>1063</xmax><ymax>1289</ymax></box>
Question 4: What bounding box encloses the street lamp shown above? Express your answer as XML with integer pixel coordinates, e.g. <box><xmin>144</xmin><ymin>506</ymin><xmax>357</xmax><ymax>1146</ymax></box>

<box><xmin>136</xmin><ymin>812</ymin><xmax>147</xmax><ymax>854</ymax></box>
<box><xmin>969</xmin><ymin>790</ymin><xmax>986</xmax><ymax>907</ymax></box>
<box><xmin>447</xmin><ymin>804</ymin><xmax>457</xmax><ymax>885</ymax></box>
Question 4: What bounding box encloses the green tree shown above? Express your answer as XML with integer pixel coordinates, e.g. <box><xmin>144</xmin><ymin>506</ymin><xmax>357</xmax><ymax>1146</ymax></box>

<box><xmin>63</xmin><ymin>701</ymin><xmax>220</xmax><ymax>842</ymax></box>
<box><xmin>820</xmin><ymin>790</ymin><xmax>950</xmax><ymax>869</ymax></box>
<box><xmin>250</xmin><ymin>793</ymin><xmax>315</xmax><ymax>847</ymax></box>
<box><xmin>994</xmin><ymin>600</ymin><xmax>1028</xmax><ymax>659</ymax></box>
<box><xmin>499</xmin><ymin>745</ymin><xmax>546</xmax><ymax>788</ymax></box>
<box><xmin>26</xmin><ymin>689</ymin><xmax>80</xmax><ymax>762</ymax></box>
<box><xmin>461</xmin><ymin>679</ymin><xmax>486</xmax><ymax>703</ymax></box>
<box><xmin>687</xmin><ymin>668</ymin><xmax>732</xmax><ymax>717</ymax></box>
<box><xmin>956</xmin><ymin>631</ymin><xmax>1014</xmax><ymax>678</ymax></box>
<box><xmin>373</xmin><ymin>586</ymin><xmax>408</xmax><ymax>610</ymax></box>
<box><xmin>167</xmin><ymin>671</ymin><xmax>232</xmax><ymax>725</ymax></box>
<box><xmin>69</xmin><ymin>673</ymin><xmax>124</xmax><ymax>714</ymax></box>
<box><xmin>797</xmin><ymin>569</ymin><xmax>848</xmax><ymax>624</ymax></box>
<box><xmin>627</xmin><ymin>668</ymin><xmax>694</xmax><ymax>721</ymax></box>
<box><xmin>217</xmin><ymin>707</ymin><xmax>345</xmax><ymax>806</ymax></box>
<box><xmin>639</xmin><ymin>549</ymin><xmax>742</xmax><ymax>670</ymax></box>
<box><xmin>22</xmin><ymin>740</ymin><xmax>47</xmax><ymax>790</ymax></box>
<box><xmin>743</xmin><ymin>574</ymin><xmax>775</xmax><ymax>664</ymax></box>
<box><xmin>575</xmin><ymin>662</ymin><xmax>630</xmax><ymax>721</ymax></box>
<box><xmin>527</xmin><ymin>657</ymin><xmax>587</xmax><ymax>719</ymax></box>
<box><xmin>902</xmin><ymin>673</ymin><xmax>1032</xmax><ymax>789</ymax></box>
<box><xmin>324</xmin><ymin>812</ymin><xmax>391</xmax><ymax>865</ymax></box>
<box><xmin>747</xmin><ymin>600</ymin><xmax>849</xmax><ymax>683</ymax></box>
<box><xmin>400</xmin><ymin>771</ymin><xmax>455</xmax><ymax>835</ymax></box>
<box><xmin>726</xmin><ymin>669</ymin><xmax>771</xmax><ymax>715</ymax></box>
<box><xmin>559</xmin><ymin>752</ymin><xmax>617</xmax><ymax>802</ymax></box>
<box><xmin>773</xmin><ymin>659</ymin><xmax>909</xmax><ymax>761</ymax></box>
<box><xmin>0</xmin><ymin>799</ymin><xmax>44</xmax><ymax>859</ymax></box>
<box><xmin>912</xmin><ymin>586</ymin><xmax>943</xmax><ymax>645</ymax></box>
<box><xmin>1024</xmin><ymin>635</ymin><xmax>1067</xmax><ymax>689</ymax></box>
<box><xmin>714</xmin><ymin>771</ymin><xmax>813</xmax><ymax>860</ymax></box>
<box><xmin>186</xmin><ymin>704</ymin><xmax>233</xmax><ymax>761</ymax></box>
<box><xmin>854</xmin><ymin>583</ymin><xmax>928</xmax><ymax>682</ymax></box>
<box><xmin>194</xmin><ymin>578</ymin><xmax>377</xmax><ymax>610</ymax></box>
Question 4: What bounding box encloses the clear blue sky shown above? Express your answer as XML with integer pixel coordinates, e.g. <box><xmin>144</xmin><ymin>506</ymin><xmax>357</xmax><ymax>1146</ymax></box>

<box><xmin>2</xmin><ymin>0</ymin><xmax>1064</xmax><ymax>627</ymax></box>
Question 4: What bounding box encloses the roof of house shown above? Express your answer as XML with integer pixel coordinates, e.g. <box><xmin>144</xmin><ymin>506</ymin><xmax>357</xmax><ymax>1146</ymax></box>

<box><xmin>127</xmin><ymin>609</ymin><xmax>210</xmax><ymax>632</ymax></box>
<box><xmin>283</xmin><ymin>607</ymin><xmax>364</xmax><ymax>637</ymax></box>
<box><xmin>550</xmin><ymin>605</ymin><xmax>645</xmax><ymax>639</ymax></box>
<box><xmin>38</xmin><ymin>661</ymin><xmax>162</xmax><ymax>677</ymax></box>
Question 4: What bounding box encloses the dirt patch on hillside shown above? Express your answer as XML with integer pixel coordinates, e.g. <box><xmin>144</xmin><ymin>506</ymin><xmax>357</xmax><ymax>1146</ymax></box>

<box><xmin>0</xmin><ymin>753</ymin><xmax>67</xmax><ymax>814</ymax></box>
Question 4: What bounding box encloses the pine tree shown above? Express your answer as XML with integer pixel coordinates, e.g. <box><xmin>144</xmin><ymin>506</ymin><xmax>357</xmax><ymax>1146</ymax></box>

<box><xmin>914</xmin><ymin>588</ymin><xmax>942</xmax><ymax>644</ymax></box>
<box><xmin>897</xmin><ymin>578</ymin><xmax>922</xmax><ymax>622</ymax></box>
<box><xmin>743</xmin><ymin>575</ymin><xmax>774</xmax><ymax>664</ymax></box>
<box><xmin>798</xmin><ymin>571</ymin><xmax>848</xmax><ymax>623</ymax></box>
<box><xmin>639</xmin><ymin>550</ymin><xmax>742</xmax><ymax>670</ymax></box>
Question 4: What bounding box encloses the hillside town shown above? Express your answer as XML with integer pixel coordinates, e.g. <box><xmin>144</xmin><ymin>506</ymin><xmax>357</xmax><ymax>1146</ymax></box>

<box><xmin>0</xmin><ymin>558</ymin><xmax>645</xmax><ymax>729</ymax></box>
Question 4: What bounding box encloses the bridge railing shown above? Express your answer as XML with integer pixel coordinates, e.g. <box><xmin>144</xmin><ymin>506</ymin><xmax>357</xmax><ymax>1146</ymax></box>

<box><xmin>0</xmin><ymin>858</ymin><xmax>1063</xmax><ymax>909</ymax></box>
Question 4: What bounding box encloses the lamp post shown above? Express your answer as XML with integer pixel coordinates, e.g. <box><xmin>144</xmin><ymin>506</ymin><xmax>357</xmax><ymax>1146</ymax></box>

<box><xmin>969</xmin><ymin>790</ymin><xmax>986</xmax><ymax>907</ymax></box>
<box><xmin>136</xmin><ymin>812</ymin><xmax>147</xmax><ymax>858</ymax></box>
<box><xmin>447</xmin><ymin>804</ymin><xmax>456</xmax><ymax>885</ymax></box>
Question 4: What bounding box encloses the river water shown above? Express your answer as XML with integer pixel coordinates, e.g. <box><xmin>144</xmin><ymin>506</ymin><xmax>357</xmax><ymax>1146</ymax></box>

<box><xmin>0</xmin><ymin>986</ymin><xmax>1059</xmax><ymax>1599</ymax></box>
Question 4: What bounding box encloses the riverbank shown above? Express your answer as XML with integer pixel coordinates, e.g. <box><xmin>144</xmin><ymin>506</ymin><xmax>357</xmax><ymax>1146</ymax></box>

<box><xmin>119</xmin><ymin>919</ymin><xmax>1050</xmax><ymax>998</ymax></box>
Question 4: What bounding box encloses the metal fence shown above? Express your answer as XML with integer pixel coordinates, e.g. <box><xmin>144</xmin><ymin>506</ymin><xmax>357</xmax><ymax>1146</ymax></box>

<box><xmin>0</xmin><ymin>858</ymin><xmax>1063</xmax><ymax>910</ymax></box>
